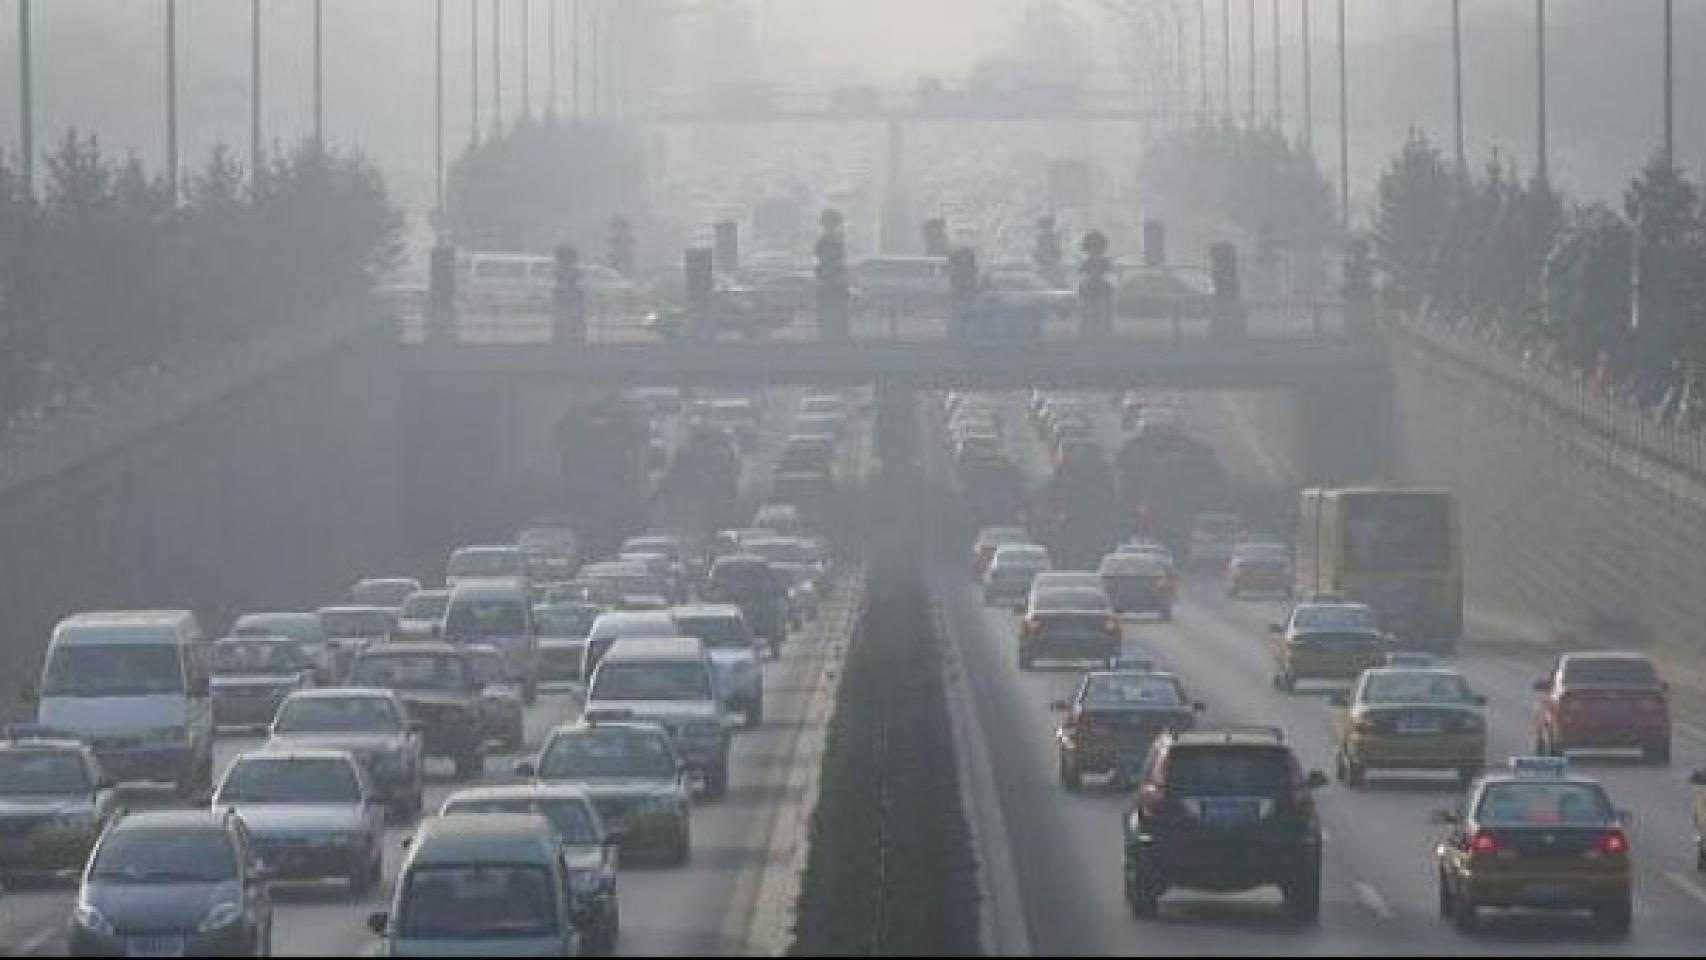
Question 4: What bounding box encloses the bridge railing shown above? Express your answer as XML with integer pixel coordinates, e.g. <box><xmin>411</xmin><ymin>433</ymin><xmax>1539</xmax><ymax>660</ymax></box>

<box><xmin>1392</xmin><ymin>311</ymin><xmax>1706</xmax><ymax>482</ymax></box>
<box><xmin>0</xmin><ymin>303</ymin><xmax>387</xmax><ymax>501</ymax></box>
<box><xmin>393</xmin><ymin>296</ymin><xmax>1350</xmax><ymax>348</ymax></box>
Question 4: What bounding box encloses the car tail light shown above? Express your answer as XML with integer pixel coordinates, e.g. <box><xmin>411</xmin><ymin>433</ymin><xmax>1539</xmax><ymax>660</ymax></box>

<box><xmin>1599</xmin><ymin>830</ymin><xmax>1628</xmax><ymax>855</ymax></box>
<box><xmin>1468</xmin><ymin>830</ymin><xmax>1498</xmax><ymax>856</ymax></box>
<box><xmin>1138</xmin><ymin>784</ymin><xmax>1167</xmax><ymax>818</ymax></box>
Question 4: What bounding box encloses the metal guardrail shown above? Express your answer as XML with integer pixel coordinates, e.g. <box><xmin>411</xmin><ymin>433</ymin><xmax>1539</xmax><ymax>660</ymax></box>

<box><xmin>1392</xmin><ymin>312</ymin><xmax>1706</xmax><ymax>483</ymax></box>
<box><xmin>0</xmin><ymin>304</ymin><xmax>387</xmax><ymax>501</ymax></box>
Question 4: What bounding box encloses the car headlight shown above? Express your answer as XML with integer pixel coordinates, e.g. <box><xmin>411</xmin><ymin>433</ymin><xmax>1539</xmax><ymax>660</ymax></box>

<box><xmin>197</xmin><ymin>900</ymin><xmax>244</xmax><ymax>933</ymax></box>
<box><xmin>74</xmin><ymin>903</ymin><xmax>115</xmax><ymax>936</ymax></box>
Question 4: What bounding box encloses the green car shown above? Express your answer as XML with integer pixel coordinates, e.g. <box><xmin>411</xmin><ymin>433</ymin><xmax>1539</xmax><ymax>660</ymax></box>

<box><xmin>370</xmin><ymin>813</ymin><xmax>580</xmax><ymax>957</ymax></box>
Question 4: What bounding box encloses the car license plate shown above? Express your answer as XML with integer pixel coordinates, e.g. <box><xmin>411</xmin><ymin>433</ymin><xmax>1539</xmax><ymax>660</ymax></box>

<box><xmin>1522</xmin><ymin>881</ymin><xmax>1574</xmax><ymax>903</ymax></box>
<box><xmin>125</xmin><ymin>935</ymin><xmax>186</xmax><ymax>958</ymax></box>
<box><xmin>1200</xmin><ymin>800</ymin><xmax>1259</xmax><ymax>828</ymax></box>
<box><xmin>1398</xmin><ymin>713</ymin><xmax>1442</xmax><ymax>735</ymax></box>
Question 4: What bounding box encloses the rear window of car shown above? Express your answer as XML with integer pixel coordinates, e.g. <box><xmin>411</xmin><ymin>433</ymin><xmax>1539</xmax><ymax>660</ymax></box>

<box><xmin>1291</xmin><ymin>605</ymin><xmax>1377</xmax><ymax>633</ymax></box>
<box><xmin>1082</xmin><ymin>674</ymin><xmax>1183</xmax><ymax>707</ymax></box>
<box><xmin>1164</xmin><ymin>746</ymin><xmax>1292</xmax><ymax>797</ymax></box>
<box><xmin>1360</xmin><ymin>671</ymin><xmax>1473</xmax><ymax>705</ymax></box>
<box><xmin>1562</xmin><ymin>657</ymin><xmax>1660</xmax><ymax>687</ymax></box>
<box><xmin>1032</xmin><ymin>587</ymin><xmax>1111</xmax><ymax>612</ymax></box>
<box><xmin>1474</xmin><ymin>782</ymin><xmax>1612</xmax><ymax>825</ymax></box>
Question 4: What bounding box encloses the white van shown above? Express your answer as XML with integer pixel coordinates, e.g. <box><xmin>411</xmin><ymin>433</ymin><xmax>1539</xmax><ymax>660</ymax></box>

<box><xmin>29</xmin><ymin>610</ymin><xmax>214</xmax><ymax>796</ymax></box>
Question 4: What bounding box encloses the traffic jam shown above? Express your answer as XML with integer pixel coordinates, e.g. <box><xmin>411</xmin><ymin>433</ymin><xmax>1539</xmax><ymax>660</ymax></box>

<box><xmin>0</xmin><ymin>388</ymin><xmax>862</xmax><ymax>957</ymax></box>
<box><xmin>944</xmin><ymin>387</ymin><xmax>1698</xmax><ymax>941</ymax></box>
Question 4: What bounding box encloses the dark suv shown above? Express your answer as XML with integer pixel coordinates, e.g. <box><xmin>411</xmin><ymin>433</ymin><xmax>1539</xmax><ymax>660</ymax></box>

<box><xmin>1122</xmin><ymin>726</ymin><xmax>1328</xmax><ymax>923</ymax></box>
<box><xmin>704</xmin><ymin>555</ymin><xmax>788</xmax><ymax>652</ymax></box>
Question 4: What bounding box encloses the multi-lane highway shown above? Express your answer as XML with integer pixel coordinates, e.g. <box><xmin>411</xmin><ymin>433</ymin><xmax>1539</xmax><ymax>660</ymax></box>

<box><xmin>933</xmin><ymin>393</ymin><xmax>1706</xmax><ymax>956</ymax></box>
<box><xmin>0</xmin><ymin>389</ymin><xmax>867</xmax><ymax>958</ymax></box>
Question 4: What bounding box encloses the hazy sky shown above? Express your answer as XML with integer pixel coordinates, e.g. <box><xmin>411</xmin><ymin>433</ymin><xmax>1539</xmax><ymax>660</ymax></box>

<box><xmin>1</xmin><ymin>1</ymin><xmax>1701</xmax><ymax>224</ymax></box>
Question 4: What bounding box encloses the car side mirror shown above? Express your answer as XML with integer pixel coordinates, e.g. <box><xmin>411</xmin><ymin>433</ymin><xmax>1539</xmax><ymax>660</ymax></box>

<box><xmin>1048</xmin><ymin>699</ymin><xmax>1068</xmax><ymax>712</ymax></box>
<box><xmin>1531</xmin><ymin>679</ymin><xmax>1550</xmax><ymax>693</ymax></box>
<box><xmin>513</xmin><ymin>760</ymin><xmax>536</xmax><ymax>778</ymax></box>
<box><xmin>1429</xmin><ymin>809</ymin><xmax>1460</xmax><ymax>825</ymax></box>
<box><xmin>1690</xmin><ymin>769</ymin><xmax>1706</xmax><ymax>787</ymax></box>
<box><xmin>1472</xmin><ymin>694</ymin><xmax>1488</xmax><ymax>706</ymax></box>
<box><xmin>1327</xmin><ymin>694</ymin><xmax>1349</xmax><ymax>708</ymax></box>
<box><xmin>366</xmin><ymin>912</ymin><xmax>389</xmax><ymax>936</ymax></box>
<box><xmin>1305</xmin><ymin>770</ymin><xmax>1329</xmax><ymax>789</ymax></box>
<box><xmin>1192</xmin><ymin>700</ymin><xmax>1207</xmax><ymax>712</ymax></box>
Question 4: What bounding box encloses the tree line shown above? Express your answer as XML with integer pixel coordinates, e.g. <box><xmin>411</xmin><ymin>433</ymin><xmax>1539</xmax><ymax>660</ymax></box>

<box><xmin>0</xmin><ymin>133</ymin><xmax>401</xmax><ymax>422</ymax></box>
<box><xmin>1373</xmin><ymin>131</ymin><xmax>1706</xmax><ymax>420</ymax></box>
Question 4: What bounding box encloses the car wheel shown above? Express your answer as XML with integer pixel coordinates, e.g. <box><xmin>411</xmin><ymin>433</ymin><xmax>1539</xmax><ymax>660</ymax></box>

<box><xmin>1282</xmin><ymin>867</ymin><xmax>1321</xmax><ymax>924</ymax></box>
<box><xmin>703</xmin><ymin>761</ymin><xmax>729</xmax><ymax>801</ymax></box>
<box><xmin>1058</xmin><ymin>752</ymin><xmax>1082</xmax><ymax>792</ymax></box>
<box><xmin>1596</xmin><ymin>898</ymin><xmax>1632</xmax><ymax>935</ymax></box>
<box><xmin>1437</xmin><ymin>872</ymin><xmax>1454</xmax><ymax>918</ymax></box>
<box><xmin>745</xmin><ymin>698</ymin><xmax>764</xmax><ymax>730</ymax></box>
<box><xmin>1125</xmin><ymin>852</ymin><xmax>1163</xmax><ymax>920</ymax></box>
<box><xmin>1452</xmin><ymin>889</ymin><xmax>1478</xmax><ymax>932</ymax></box>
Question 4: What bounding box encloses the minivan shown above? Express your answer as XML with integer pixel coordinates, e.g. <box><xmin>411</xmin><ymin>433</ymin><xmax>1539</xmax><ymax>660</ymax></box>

<box><xmin>443</xmin><ymin>578</ymin><xmax>539</xmax><ymax>704</ymax></box>
<box><xmin>28</xmin><ymin>611</ymin><xmax>214</xmax><ymax>796</ymax></box>
<box><xmin>370</xmin><ymin>812</ymin><xmax>580</xmax><ymax>957</ymax></box>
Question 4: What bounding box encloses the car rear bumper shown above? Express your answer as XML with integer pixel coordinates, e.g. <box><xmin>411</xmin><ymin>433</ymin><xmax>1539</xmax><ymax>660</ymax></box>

<box><xmin>1023</xmin><ymin>635</ymin><xmax>1121</xmax><ymax>662</ymax></box>
<box><xmin>1555</xmin><ymin>723</ymin><xmax>1669</xmax><ymax>748</ymax></box>
<box><xmin>1459</xmin><ymin>870</ymin><xmax>1629</xmax><ymax>909</ymax></box>
<box><xmin>1346</xmin><ymin>732</ymin><xmax>1484</xmax><ymax>769</ymax></box>
<box><xmin>1136</xmin><ymin>833</ymin><xmax>1319</xmax><ymax>888</ymax></box>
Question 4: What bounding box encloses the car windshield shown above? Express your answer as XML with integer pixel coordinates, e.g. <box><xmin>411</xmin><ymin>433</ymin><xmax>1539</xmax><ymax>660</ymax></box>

<box><xmin>1166</xmin><ymin>747</ymin><xmax>1291</xmax><ymax>798</ymax></box>
<box><xmin>321</xmin><ymin>610</ymin><xmax>396</xmax><ymax>639</ymax></box>
<box><xmin>539</xmin><ymin>730</ymin><xmax>676</xmax><ymax>780</ymax></box>
<box><xmin>1562</xmin><ymin>658</ymin><xmax>1660</xmax><ymax>687</ymax></box>
<box><xmin>1361</xmin><ymin>672</ymin><xmax>1474</xmax><ymax>704</ymax></box>
<box><xmin>274</xmin><ymin>696</ymin><xmax>402</xmax><ymax>733</ymax></box>
<box><xmin>91</xmin><ymin>828</ymin><xmax>238</xmax><ymax>883</ymax></box>
<box><xmin>41</xmin><ymin>644</ymin><xmax>182</xmax><ymax>697</ymax></box>
<box><xmin>445</xmin><ymin>600</ymin><xmax>528</xmax><ymax>638</ymax></box>
<box><xmin>1033</xmin><ymin>588</ymin><xmax>1111</xmax><ymax>613</ymax></box>
<box><xmin>401</xmin><ymin>593</ymin><xmax>451</xmax><ymax>620</ymax></box>
<box><xmin>674</xmin><ymin>616</ymin><xmax>753</xmax><ymax>649</ymax></box>
<box><xmin>1082</xmin><ymin>674</ymin><xmax>1184</xmax><ymax>707</ymax></box>
<box><xmin>219</xmin><ymin>756</ymin><xmax>361</xmax><ymax>804</ymax></box>
<box><xmin>0</xmin><ymin>750</ymin><xmax>90</xmax><ymax>793</ymax></box>
<box><xmin>351</xmin><ymin>654</ymin><xmax>468</xmax><ymax>691</ymax></box>
<box><xmin>1291</xmin><ymin>606</ymin><xmax>1377</xmax><ymax>633</ymax></box>
<box><xmin>448</xmin><ymin>551</ymin><xmax>525</xmax><ymax>578</ymax></box>
<box><xmin>591</xmin><ymin>662</ymin><xmax>711</xmax><ymax>702</ymax></box>
<box><xmin>214</xmin><ymin>641</ymin><xmax>307</xmax><ymax>675</ymax></box>
<box><xmin>534</xmin><ymin>605</ymin><xmax>600</xmax><ymax>639</ymax></box>
<box><xmin>444</xmin><ymin>798</ymin><xmax>598</xmax><ymax>844</ymax></box>
<box><xmin>400</xmin><ymin>865</ymin><xmax>558</xmax><ymax>940</ymax></box>
<box><xmin>1475</xmin><ymin>782</ymin><xmax>1612</xmax><ymax>825</ymax></box>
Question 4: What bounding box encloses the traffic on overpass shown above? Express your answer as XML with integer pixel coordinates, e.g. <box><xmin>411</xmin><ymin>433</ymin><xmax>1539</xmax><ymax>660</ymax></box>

<box><xmin>4</xmin><ymin>1</ymin><xmax>1706</xmax><ymax>957</ymax></box>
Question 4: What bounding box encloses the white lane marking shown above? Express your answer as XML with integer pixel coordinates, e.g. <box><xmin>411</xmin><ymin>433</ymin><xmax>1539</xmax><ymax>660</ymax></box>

<box><xmin>1664</xmin><ymin>870</ymin><xmax>1706</xmax><ymax>909</ymax></box>
<box><xmin>17</xmin><ymin>927</ymin><xmax>57</xmax><ymax>957</ymax></box>
<box><xmin>1354</xmin><ymin>880</ymin><xmax>1396</xmax><ymax>920</ymax></box>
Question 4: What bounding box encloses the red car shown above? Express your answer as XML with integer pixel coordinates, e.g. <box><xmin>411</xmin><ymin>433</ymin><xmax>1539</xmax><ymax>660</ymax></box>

<box><xmin>1533</xmin><ymin>652</ymin><xmax>1670</xmax><ymax>763</ymax></box>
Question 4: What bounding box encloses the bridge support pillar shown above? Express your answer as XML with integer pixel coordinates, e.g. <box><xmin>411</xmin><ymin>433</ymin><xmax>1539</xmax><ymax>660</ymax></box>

<box><xmin>1293</xmin><ymin>366</ymin><xmax>1393</xmax><ymax>486</ymax></box>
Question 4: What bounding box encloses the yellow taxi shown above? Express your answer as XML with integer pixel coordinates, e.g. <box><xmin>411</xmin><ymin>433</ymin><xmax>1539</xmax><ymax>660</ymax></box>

<box><xmin>1270</xmin><ymin>602</ymin><xmax>1388</xmax><ymax>694</ymax></box>
<box><xmin>1434</xmin><ymin>757</ymin><xmax>1632</xmax><ymax>934</ymax></box>
<box><xmin>1331</xmin><ymin>667</ymin><xmax>1486</xmax><ymax>788</ymax></box>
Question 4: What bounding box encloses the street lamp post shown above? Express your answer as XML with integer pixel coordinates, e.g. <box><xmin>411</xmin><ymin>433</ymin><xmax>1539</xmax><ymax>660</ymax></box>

<box><xmin>1198</xmin><ymin>0</ymin><xmax>1209</xmax><ymax>120</ymax></box>
<box><xmin>492</xmin><ymin>0</ymin><xmax>502</xmax><ymax>135</ymax></box>
<box><xmin>313</xmin><ymin>0</ymin><xmax>324</xmax><ymax>148</ymax></box>
<box><xmin>520</xmin><ymin>0</ymin><xmax>531</xmax><ymax>119</ymax></box>
<box><xmin>548</xmin><ymin>0</ymin><xmax>558</xmax><ymax>118</ymax></box>
<box><xmin>251</xmin><ymin>0</ymin><xmax>263</xmax><ymax>179</ymax></box>
<box><xmin>471</xmin><ymin>0</ymin><xmax>481</xmax><ymax>145</ymax></box>
<box><xmin>1663</xmin><ymin>0</ymin><xmax>1674</xmax><ymax>167</ymax></box>
<box><xmin>166</xmin><ymin>0</ymin><xmax>179</xmax><ymax>203</ymax></box>
<box><xmin>1247</xmin><ymin>0</ymin><xmax>1256</xmax><ymax>124</ymax></box>
<box><xmin>1301</xmin><ymin>0</ymin><xmax>1312</xmax><ymax>151</ymax></box>
<box><xmin>18</xmin><ymin>0</ymin><xmax>33</xmax><ymax>196</ymax></box>
<box><xmin>1222</xmin><ymin>0</ymin><xmax>1232</xmax><ymax>119</ymax></box>
<box><xmin>435</xmin><ymin>0</ymin><xmax>445</xmax><ymax>215</ymax></box>
<box><xmin>1452</xmin><ymin>0</ymin><xmax>1465</xmax><ymax>171</ymax></box>
<box><xmin>1272</xmin><ymin>0</ymin><xmax>1282</xmax><ymax>128</ymax></box>
<box><xmin>1337</xmin><ymin>0</ymin><xmax>1348</xmax><ymax>231</ymax></box>
<box><xmin>1535</xmin><ymin>0</ymin><xmax>1547</xmax><ymax>187</ymax></box>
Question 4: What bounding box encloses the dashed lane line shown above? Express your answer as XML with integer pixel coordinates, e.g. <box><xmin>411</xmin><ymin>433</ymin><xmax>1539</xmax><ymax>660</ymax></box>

<box><xmin>1354</xmin><ymin>880</ymin><xmax>1396</xmax><ymax>921</ymax></box>
<box><xmin>1664</xmin><ymin>870</ymin><xmax>1706</xmax><ymax>910</ymax></box>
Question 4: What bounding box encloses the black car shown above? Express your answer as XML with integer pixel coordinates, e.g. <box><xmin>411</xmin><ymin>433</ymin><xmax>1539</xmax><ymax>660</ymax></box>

<box><xmin>704</xmin><ymin>555</ymin><xmax>789</xmax><ymax>652</ymax></box>
<box><xmin>1122</xmin><ymin>726</ymin><xmax>1328</xmax><ymax>923</ymax></box>
<box><xmin>1052</xmin><ymin>669</ymin><xmax>1203</xmax><ymax>791</ymax></box>
<box><xmin>69</xmin><ymin>809</ymin><xmax>273</xmax><ymax>957</ymax></box>
<box><xmin>348</xmin><ymin>644</ymin><xmax>485</xmax><ymax>781</ymax></box>
<box><xmin>0</xmin><ymin>738</ymin><xmax>120</xmax><ymax>876</ymax></box>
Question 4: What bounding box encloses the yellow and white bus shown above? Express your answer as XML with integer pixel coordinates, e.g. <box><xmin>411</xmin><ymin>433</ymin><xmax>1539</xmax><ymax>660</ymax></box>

<box><xmin>1294</xmin><ymin>488</ymin><xmax>1463</xmax><ymax>649</ymax></box>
